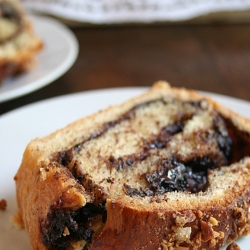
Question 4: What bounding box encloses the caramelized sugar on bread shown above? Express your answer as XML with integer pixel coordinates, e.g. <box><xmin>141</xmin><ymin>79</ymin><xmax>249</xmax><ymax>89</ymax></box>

<box><xmin>0</xmin><ymin>0</ymin><xmax>42</xmax><ymax>82</ymax></box>
<box><xmin>14</xmin><ymin>82</ymin><xmax>250</xmax><ymax>250</ymax></box>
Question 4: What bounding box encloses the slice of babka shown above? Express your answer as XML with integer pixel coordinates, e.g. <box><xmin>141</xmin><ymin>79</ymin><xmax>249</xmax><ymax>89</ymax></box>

<box><xmin>14</xmin><ymin>82</ymin><xmax>250</xmax><ymax>250</ymax></box>
<box><xmin>0</xmin><ymin>0</ymin><xmax>42</xmax><ymax>83</ymax></box>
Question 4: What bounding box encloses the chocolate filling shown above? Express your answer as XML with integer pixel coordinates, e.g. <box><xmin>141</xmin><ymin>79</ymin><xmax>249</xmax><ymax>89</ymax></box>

<box><xmin>41</xmin><ymin>203</ymin><xmax>106</xmax><ymax>250</ymax></box>
<box><xmin>125</xmin><ymin>112</ymin><xmax>250</xmax><ymax>196</ymax></box>
<box><xmin>107</xmin><ymin>114</ymin><xmax>193</xmax><ymax>172</ymax></box>
<box><xmin>125</xmin><ymin>155</ymin><xmax>224</xmax><ymax>197</ymax></box>
<box><xmin>43</xmin><ymin>99</ymin><xmax>250</xmax><ymax>249</ymax></box>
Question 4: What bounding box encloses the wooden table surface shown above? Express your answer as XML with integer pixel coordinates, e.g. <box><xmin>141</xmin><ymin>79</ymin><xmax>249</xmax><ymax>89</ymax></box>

<box><xmin>1</xmin><ymin>21</ymin><xmax>250</xmax><ymax>115</ymax></box>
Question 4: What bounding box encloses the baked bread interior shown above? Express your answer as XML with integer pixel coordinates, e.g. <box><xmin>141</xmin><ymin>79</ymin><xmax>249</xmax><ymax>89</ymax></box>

<box><xmin>14</xmin><ymin>82</ymin><xmax>250</xmax><ymax>250</ymax></box>
<box><xmin>0</xmin><ymin>0</ymin><xmax>42</xmax><ymax>83</ymax></box>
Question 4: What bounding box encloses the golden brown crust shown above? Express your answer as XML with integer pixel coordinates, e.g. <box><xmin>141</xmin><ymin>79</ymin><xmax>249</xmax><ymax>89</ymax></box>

<box><xmin>14</xmin><ymin>81</ymin><xmax>250</xmax><ymax>250</ymax></box>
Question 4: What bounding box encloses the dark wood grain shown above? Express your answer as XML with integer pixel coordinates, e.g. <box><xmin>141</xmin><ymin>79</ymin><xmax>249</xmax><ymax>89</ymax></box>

<box><xmin>1</xmin><ymin>22</ymin><xmax>250</xmax><ymax>115</ymax></box>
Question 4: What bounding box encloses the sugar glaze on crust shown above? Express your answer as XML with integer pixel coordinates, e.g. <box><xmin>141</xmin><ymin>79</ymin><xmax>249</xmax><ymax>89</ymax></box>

<box><xmin>14</xmin><ymin>82</ymin><xmax>250</xmax><ymax>250</ymax></box>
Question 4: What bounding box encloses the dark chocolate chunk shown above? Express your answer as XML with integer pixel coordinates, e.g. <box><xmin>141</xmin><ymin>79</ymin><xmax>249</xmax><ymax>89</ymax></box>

<box><xmin>41</xmin><ymin>203</ymin><xmax>107</xmax><ymax>249</ymax></box>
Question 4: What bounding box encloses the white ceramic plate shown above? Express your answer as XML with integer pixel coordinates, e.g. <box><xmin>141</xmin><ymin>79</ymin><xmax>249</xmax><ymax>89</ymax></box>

<box><xmin>0</xmin><ymin>15</ymin><xmax>78</xmax><ymax>103</ymax></box>
<box><xmin>0</xmin><ymin>88</ymin><xmax>249</xmax><ymax>249</ymax></box>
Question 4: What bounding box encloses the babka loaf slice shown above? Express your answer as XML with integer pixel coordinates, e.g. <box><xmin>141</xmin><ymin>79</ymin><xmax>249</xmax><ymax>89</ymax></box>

<box><xmin>0</xmin><ymin>0</ymin><xmax>42</xmax><ymax>83</ymax></box>
<box><xmin>14</xmin><ymin>82</ymin><xmax>250</xmax><ymax>250</ymax></box>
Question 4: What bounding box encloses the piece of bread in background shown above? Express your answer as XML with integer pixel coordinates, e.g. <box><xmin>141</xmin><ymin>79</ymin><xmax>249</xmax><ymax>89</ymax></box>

<box><xmin>0</xmin><ymin>0</ymin><xmax>43</xmax><ymax>83</ymax></box>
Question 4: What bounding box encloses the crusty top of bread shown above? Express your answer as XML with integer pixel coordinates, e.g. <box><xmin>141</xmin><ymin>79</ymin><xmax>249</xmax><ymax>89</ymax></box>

<box><xmin>14</xmin><ymin>82</ymin><xmax>250</xmax><ymax>250</ymax></box>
